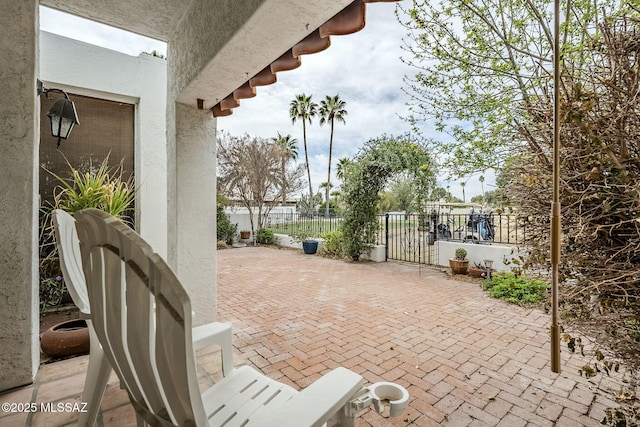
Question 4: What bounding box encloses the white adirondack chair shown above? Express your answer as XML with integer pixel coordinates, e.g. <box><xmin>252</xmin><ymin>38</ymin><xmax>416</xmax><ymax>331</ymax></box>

<box><xmin>73</xmin><ymin>208</ymin><xmax>367</xmax><ymax>426</ymax></box>
<box><xmin>52</xmin><ymin>209</ymin><xmax>235</xmax><ymax>426</ymax></box>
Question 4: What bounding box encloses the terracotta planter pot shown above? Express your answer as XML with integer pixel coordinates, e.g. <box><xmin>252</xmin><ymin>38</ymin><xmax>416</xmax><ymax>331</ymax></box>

<box><xmin>468</xmin><ymin>267</ymin><xmax>485</xmax><ymax>278</ymax></box>
<box><xmin>449</xmin><ymin>259</ymin><xmax>469</xmax><ymax>275</ymax></box>
<box><xmin>240</xmin><ymin>231</ymin><xmax>250</xmax><ymax>239</ymax></box>
<box><xmin>41</xmin><ymin>319</ymin><xmax>90</xmax><ymax>358</ymax></box>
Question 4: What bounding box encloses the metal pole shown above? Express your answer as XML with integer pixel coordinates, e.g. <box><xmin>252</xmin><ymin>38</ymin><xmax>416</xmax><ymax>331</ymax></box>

<box><xmin>550</xmin><ymin>0</ymin><xmax>562</xmax><ymax>374</ymax></box>
<box><xmin>385</xmin><ymin>213</ymin><xmax>389</xmax><ymax>262</ymax></box>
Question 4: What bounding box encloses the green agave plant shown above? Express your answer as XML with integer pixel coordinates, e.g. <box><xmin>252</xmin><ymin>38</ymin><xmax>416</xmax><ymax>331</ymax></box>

<box><xmin>39</xmin><ymin>154</ymin><xmax>137</xmax><ymax>311</ymax></box>
<box><xmin>48</xmin><ymin>154</ymin><xmax>137</xmax><ymax>222</ymax></box>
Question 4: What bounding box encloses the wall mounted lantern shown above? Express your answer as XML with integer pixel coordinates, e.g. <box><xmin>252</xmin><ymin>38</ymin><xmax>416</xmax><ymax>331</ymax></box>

<box><xmin>37</xmin><ymin>80</ymin><xmax>80</xmax><ymax>148</ymax></box>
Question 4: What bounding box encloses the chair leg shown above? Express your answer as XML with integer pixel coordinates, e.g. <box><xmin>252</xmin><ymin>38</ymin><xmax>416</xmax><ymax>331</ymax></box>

<box><xmin>77</xmin><ymin>323</ymin><xmax>112</xmax><ymax>426</ymax></box>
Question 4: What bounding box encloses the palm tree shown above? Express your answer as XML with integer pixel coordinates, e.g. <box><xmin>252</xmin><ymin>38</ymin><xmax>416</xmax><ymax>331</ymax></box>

<box><xmin>479</xmin><ymin>175</ymin><xmax>485</xmax><ymax>203</ymax></box>
<box><xmin>319</xmin><ymin>95</ymin><xmax>347</xmax><ymax>217</ymax></box>
<box><xmin>460</xmin><ymin>181</ymin><xmax>466</xmax><ymax>203</ymax></box>
<box><xmin>272</xmin><ymin>132</ymin><xmax>298</xmax><ymax>206</ymax></box>
<box><xmin>289</xmin><ymin>94</ymin><xmax>317</xmax><ymax>200</ymax></box>
<box><xmin>336</xmin><ymin>157</ymin><xmax>352</xmax><ymax>183</ymax></box>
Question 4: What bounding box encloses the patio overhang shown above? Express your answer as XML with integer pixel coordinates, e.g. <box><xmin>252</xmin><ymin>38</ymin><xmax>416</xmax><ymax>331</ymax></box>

<box><xmin>40</xmin><ymin>0</ymin><xmax>399</xmax><ymax>115</ymax></box>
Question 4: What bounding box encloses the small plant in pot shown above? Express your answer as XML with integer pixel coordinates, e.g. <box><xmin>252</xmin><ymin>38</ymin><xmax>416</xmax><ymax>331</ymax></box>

<box><xmin>289</xmin><ymin>228</ymin><xmax>319</xmax><ymax>255</ymax></box>
<box><xmin>449</xmin><ymin>248</ymin><xmax>469</xmax><ymax>275</ymax></box>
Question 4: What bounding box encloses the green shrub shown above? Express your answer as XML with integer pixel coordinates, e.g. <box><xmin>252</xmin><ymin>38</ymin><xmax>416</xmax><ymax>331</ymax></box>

<box><xmin>321</xmin><ymin>230</ymin><xmax>345</xmax><ymax>257</ymax></box>
<box><xmin>481</xmin><ymin>273</ymin><xmax>549</xmax><ymax>304</ymax></box>
<box><xmin>256</xmin><ymin>228</ymin><xmax>275</xmax><ymax>245</ymax></box>
<box><xmin>39</xmin><ymin>275</ymin><xmax>66</xmax><ymax>311</ymax></box>
<box><xmin>216</xmin><ymin>205</ymin><xmax>237</xmax><ymax>245</ymax></box>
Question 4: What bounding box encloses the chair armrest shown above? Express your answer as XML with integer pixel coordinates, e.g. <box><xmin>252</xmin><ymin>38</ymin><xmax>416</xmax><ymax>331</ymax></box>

<box><xmin>191</xmin><ymin>322</ymin><xmax>234</xmax><ymax>376</ymax></box>
<box><xmin>248</xmin><ymin>367</ymin><xmax>364</xmax><ymax>427</ymax></box>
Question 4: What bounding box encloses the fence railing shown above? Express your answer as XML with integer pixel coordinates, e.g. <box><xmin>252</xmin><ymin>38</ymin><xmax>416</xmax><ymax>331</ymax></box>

<box><xmin>265</xmin><ymin>212</ymin><xmax>343</xmax><ymax>237</ymax></box>
<box><xmin>266</xmin><ymin>211</ymin><xmax>525</xmax><ymax>246</ymax></box>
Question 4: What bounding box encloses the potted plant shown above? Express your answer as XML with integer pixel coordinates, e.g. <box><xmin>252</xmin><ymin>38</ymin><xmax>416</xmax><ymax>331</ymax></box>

<box><xmin>468</xmin><ymin>262</ymin><xmax>485</xmax><ymax>278</ymax></box>
<box><xmin>449</xmin><ymin>248</ymin><xmax>469</xmax><ymax>274</ymax></box>
<box><xmin>239</xmin><ymin>230</ymin><xmax>251</xmax><ymax>240</ymax></box>
<box><xmin>289</xmin><ymin>228</ymin><xmax>319</xmax><ymax>255</ymax></box>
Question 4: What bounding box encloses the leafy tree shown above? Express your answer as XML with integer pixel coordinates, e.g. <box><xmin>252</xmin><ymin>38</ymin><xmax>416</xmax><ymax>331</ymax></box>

<box><xmin>217</xmin><ymin>133</ymin><xmax>304</xmax><ymax>232</ymax></box>
<box><xmin>289</xmin><ymin>94</ymin><xmax>318</xmax><ymax>199</ymax></box>
<box><xmin>297</xmin><ymin>192</ymin><xmax>323</xmax><ymax>216</ymax></box>
<box><xmin>272</xmin><ymin>132</ymin><xmax>298</xmax><ymax>205</ymax></box>
<box><xmin>390</xmin><ymin>174</ymin><xmax>416</xmax><ymax>215</ymax></box>
<box><xmin>319</xmin><ymin>95</ymin><xmax>348</xmax><ymax>217</ymax></box>
<box><xmin>378</xmin><ymin>191</ymin><xmax>396</xmax><ymax>213</ymax></box>
<box><xmin>398</xmin><ymin>0</ymin><xmax>613</xmax><ymax>176</ymax></box>
<box><xmin>505</xmin><ymin>13</ymin><xmax>640</xmax><ymax>281</ymax></box>
<box><xmin>432</xmin><ymin>187</ymin><xmax>448</xmax><ymax>201</ymax></box>
<box><xmin>340</xmin><ymin>134</ymin><xmax>436</xmax><ymax>258</ymax></box>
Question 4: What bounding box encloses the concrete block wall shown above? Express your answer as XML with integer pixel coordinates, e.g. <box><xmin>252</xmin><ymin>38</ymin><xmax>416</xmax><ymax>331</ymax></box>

<box><xmin>437</xmin><ymin>241</ymin><xmax>525</xmax><ymax>272</ymax></box>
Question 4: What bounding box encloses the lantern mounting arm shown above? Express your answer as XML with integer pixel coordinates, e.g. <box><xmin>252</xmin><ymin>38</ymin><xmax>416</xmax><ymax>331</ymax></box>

<box><xmin>36</xmin><ymin>79</ymin><xmax>80</xmax><ymax>148</ymax></box>
<box><xmin>37</xmin><ymin>79</ymin><xmax>71</xmax><ymax>100</ymax></box>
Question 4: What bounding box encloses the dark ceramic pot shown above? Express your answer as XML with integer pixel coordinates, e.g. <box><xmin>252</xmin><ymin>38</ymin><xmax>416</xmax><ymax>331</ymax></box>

<box><xmin>302</xmin><ymin>240</ymin><xmax>318</xmax><ymax>254</ymax></box>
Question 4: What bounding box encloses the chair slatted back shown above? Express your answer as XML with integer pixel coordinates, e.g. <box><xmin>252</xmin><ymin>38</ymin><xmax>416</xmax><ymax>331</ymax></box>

<box><xmin>74</xmin><ymin>208</ymin><xmax>207</xmax><ymax>426</ymax></box>
<box><xmin>52</xmin><ymin>209</ymin><xmax>90</xmax><ymax>315</ymax></box>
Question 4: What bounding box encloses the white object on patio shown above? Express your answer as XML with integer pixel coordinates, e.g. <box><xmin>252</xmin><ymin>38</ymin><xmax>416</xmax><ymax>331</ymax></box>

<box><xmin>52</xmin><ymin>209</ymin><xmax>234</xmax><ymax>426</ymax></box>
<box><xmin>73</xmin><ymin>208</ymin><xmax>409</xmax><ymax>426</ymax></box>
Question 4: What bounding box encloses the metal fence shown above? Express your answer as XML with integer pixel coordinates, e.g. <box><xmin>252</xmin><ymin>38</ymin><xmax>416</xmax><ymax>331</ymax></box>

<box><xmin>376</xmin><ymin>212</ymin><xmax>524</xmax><ymax>265</ymax></box>
<box><xmin>266</xmin><ymin>210</ymin><xmax>525</xmax><ymax>265</ymax></box>
<box><xmin>265</xmin><ymin>212</ymin><xmax>343</xmax><ymax>237</ymax></box>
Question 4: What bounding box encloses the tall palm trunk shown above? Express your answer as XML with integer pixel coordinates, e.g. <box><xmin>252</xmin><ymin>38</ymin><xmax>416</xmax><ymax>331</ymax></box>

<box><xmin>303</xmin><ymin>120</ymin><xmax>313</xmax><ymax>200</ymax></box>
<box><xmin>325</xmin><ymin>121</ymin><xmax>334</xmax><ymax>217</ymax></box>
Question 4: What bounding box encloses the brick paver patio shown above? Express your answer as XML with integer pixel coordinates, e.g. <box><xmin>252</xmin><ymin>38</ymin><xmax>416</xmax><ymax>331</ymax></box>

<box><xmin>0</xmin><ymin>245</ymin><xmax>632</xmax><ymax>426</ymax></box>
<box><xmin>217</xmin><ymin>247</ymin><xmax>629</xmax><ymax>426</ymax></box>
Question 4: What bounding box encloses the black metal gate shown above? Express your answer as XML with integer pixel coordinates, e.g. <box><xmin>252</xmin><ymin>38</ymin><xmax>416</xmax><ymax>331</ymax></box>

<box><xmin>379</xmin><ymin>212</ymin><xmax>439</xmax><ymax>265</ymax></box>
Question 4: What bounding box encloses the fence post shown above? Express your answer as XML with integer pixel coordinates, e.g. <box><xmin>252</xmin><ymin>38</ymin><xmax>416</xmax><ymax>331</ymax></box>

<box><xmin>385</xmin><ymin>213</ymin><xmax>389</xmax><ymax>262</ymax></box>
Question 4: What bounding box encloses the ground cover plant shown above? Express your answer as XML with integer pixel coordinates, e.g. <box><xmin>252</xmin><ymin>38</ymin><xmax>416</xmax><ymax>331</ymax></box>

<box><xmin>481</xmin><ymin>273</ymin><xmax>549</xmax><ymax>304</ymax></box>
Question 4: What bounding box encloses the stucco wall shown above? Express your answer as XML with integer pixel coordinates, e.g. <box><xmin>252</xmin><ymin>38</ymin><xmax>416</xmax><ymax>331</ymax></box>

<box><xmin>174</xmin><ymin>103</ymin><xmax>217</xmax><ymax>325</ymax></box>
<box><xmin>0</xmin><ymin>0</ymin><xmax>40</xmax><ymax>391</ymax></box>
<box><xmin>39</xmin><ymin>31</ymin><xmax>168</xmax><ymax>257</ymax></box>
<box><xmin>437</xmin><ymin>241</ymin><xmax>525</xmax><ymax>272</ymax></box>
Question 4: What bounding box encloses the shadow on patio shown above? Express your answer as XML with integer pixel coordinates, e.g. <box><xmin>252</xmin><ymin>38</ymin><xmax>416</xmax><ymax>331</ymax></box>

<box><xmin>0</xmin><ymin>246</ymin><xmax>631</xmax><ymax>426</ymax></box>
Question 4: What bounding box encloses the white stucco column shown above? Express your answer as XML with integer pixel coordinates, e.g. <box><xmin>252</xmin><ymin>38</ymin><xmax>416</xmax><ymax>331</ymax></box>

<box><xmin>173</xmin><ymin>103</ymin><xmax>217</xmax><ymax>325</ymax></box>
<box><xmin>0</xmin><ymin>1</ymin><xmax>39</xmax><ymax>391</ymax></box>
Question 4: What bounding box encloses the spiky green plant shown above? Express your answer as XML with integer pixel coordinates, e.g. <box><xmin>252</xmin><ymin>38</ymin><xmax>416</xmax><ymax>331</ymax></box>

<box><xmin>48</xmin><ymin>155</ymin><xmax>136</xmax><ymax>222</ymax></box>
<box><xmin>39</xmin><ymin>155</ymin><xmax>137</xmax><ymax>311</ymax></box>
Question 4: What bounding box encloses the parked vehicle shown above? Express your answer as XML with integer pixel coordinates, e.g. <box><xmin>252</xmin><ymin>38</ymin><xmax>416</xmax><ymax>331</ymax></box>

<box><xmin>452</xmin><ymin>209</ymin><xmax>495</xmax><ymax>243</ymax></box>
<box><xmin>434</xmin><ymin>204</ymin><xmax>495</xmax><ymax>244</ymax></box>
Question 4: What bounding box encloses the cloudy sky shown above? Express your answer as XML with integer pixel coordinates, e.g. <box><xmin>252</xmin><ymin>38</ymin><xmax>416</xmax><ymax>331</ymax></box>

<box><xmin>39</xmin><ymin>4</ymin><xmax>493</xmax><ymax>201</ymax></box>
